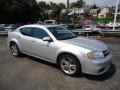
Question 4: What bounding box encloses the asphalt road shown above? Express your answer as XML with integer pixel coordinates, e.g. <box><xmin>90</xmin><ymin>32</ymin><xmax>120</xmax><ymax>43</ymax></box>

<box><xmin>0</xmin><ymin>36</ymin><xmax>120</xmax><ymax>90</ymax></box>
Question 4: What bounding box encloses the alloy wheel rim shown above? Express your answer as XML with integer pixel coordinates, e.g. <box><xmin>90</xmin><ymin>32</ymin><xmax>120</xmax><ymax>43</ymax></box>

<box><xmin>11</xmin><ymin>44</ymin><xmax>18</xmax><ymax>56</ymax></box>
<box><xmin>61</xmin><ymin>57</ymin><xmax>76</xmax><ymax>74</ymax></box>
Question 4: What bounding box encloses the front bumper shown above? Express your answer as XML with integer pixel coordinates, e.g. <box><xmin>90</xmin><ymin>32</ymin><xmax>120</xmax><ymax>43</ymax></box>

<box><xmin>84</xmin><ymin>53</ymin><xmax>111</xmax><ymax>75</ymax></box>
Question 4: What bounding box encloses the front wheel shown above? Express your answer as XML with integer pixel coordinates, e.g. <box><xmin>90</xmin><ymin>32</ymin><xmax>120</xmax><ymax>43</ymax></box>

<box><xmin>59</xmin><ymin>54</ymin><xmax>81</xmax><ymax>76</ymax></box>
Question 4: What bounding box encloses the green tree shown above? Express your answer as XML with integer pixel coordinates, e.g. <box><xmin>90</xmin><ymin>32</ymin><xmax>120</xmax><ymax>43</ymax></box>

<box><xmin>19</xmin><ymin>0</ymin><xmax>40</xmax><ymax>22</ymax></box>
<box><xmin>38</xmin><ymin>1</ymin><xmax>48</xmax><ymax>11</ymax></box>
<box><xmin>49</xmin><ymin>2</ymin><xmax>61</xmax><ymax>20</ymax></box>
<box><xmin>38</xmin><ymin>1</ymin><xmax>66</xmax><ymax>21</ymax></box>
<box><xmin>91</xmin><ymin>3</ymin><xmax>98</xmax><ymax>9</ymax></box>
<box><xmin>70</xmin><ymin>0</ymin><xmax>85</xmax><ymax>8</ymax></box>
<box><xmin>58</xmin><ymin>3</ymin><xmax>66</xmax><ymax>10</ymax></box>
<box><xmin>0</xmin><ymin>0</ymin><xmax>40</xmax><ymax>23</ymax></box>
<box><xmin>38</xmin><ymin>1</ymin><xmax>50</xmax><ymax>20</ymax></box>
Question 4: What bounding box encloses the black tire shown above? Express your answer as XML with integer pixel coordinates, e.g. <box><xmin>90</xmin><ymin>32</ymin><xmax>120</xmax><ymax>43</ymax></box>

<box><xmin>10</xmin><ymin>42</ymin><xmax>21</xmax><ymax>57</ymax></box>
<box><xmin>58</xmin><ymin>54</ymin><xmax>81</xmax><ymax>76</ymax></box>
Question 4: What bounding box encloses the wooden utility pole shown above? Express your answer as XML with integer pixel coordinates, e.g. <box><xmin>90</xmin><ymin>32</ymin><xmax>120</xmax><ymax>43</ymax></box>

<box><xmin>67</xmin><ymin>0</ymin><xmax>70</xmax><ymax>9</ymax></box>
<box><xmin>113</xmin><ymin>0</ymin><xmax>119</xmax><ymax>30</ymax></box>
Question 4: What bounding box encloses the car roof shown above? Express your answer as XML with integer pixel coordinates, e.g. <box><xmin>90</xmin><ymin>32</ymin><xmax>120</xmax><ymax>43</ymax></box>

<box><xmin>20</xmin><ymin>24</ymin><xmax>61</xmax><ymax>29</ymax></box>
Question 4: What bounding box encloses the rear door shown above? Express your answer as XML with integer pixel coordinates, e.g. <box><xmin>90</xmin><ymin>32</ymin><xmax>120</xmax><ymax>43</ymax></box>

<box><xmin>19</xmin><ymin>27</ymin><xmax>33</xmax><ymax>54</ymax></box>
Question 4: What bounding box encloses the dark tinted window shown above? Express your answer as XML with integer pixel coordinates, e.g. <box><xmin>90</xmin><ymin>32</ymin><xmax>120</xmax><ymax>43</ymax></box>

<box><xmin>20</xmin><ymin>27</ymin><xmax>32</xmax><ymax>36</ymax></box>
<box><xmin>45</xmin><ymin>21</ymin><xmax>53</xmax><ymax>24</ymax></box>
<box><xmin>32</xmin><ymin>28</ymin><xmax>49</xmax><ymax>39</ymax></box>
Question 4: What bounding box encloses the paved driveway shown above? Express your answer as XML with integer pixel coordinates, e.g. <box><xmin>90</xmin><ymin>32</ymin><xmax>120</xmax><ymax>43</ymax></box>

<box><xmin>0</xmin><ymin>36</ymin><xmax>120</xmax><ymax>90</ymax></box>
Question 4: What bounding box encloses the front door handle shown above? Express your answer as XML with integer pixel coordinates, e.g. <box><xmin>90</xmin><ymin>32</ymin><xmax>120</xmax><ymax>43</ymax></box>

<box><xmin>32</xmin><ymin>40</ymin><xmax>36</xmax><ymax>42</ymax></box>
<box><xmin>17</xmin><ymin>37</ymin><xmax>21</xmax><ymax>38</ymax></box>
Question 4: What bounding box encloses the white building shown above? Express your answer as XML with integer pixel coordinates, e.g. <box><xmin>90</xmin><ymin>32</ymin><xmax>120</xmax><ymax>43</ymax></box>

<box><xmin>98</xmin><ymin>6</ymin><xmax>114</xmax><ymax>18</ymax></box>
<box><xmin>68</xmin><ymin>6</ymin><xmax>90</xmax><ymax>15</ymax></box>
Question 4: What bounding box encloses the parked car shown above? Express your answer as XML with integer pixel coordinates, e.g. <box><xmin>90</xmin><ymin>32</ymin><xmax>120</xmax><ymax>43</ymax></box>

<box><xmin>44</xmin><ymin>20</ymin><xmax>58</xmax><ymax>25</ymax></box>
<box><xmin>37</xmin><ymin>21</ymin><xmax>43</xmax><ymax>24</ymax></box>
<box><xmin>0</xmin><ymin>24</ymin><xmax>8</xmax><ymax>31</ymax></box>
<box><xmin>60</xmin><ymin>24</ymin><xmax>74</xmax><ymax>30</ymax></box>
<box><xmin>60</xmin><ymin>24</ymin><xmax>70</xmax><ymax>29</ymax></box>
<box><xmin>4</xmin><ymin>24</ymin><xmax>21</xmax><ymax>32</ymax></box>
<box><xmin>74</xmin><ymin>21</ymin><xmax>83</xmax><ymax>29</ymax></box>
<box><xmin>60</xmin><ymin>20</ymin><xmax>74</xmax><ymax>30</ymax></box>
<box><xmin>7</xmin><ymin>25</ymin><xmax>111</xmax><ymax>76</ymax></box>
<box><xmin>98</xmin><ymin>22</ymin><xmax>106</xmax><ymax>29</ymax></box>
<box><xmin>106</xmin><ymin>22</ymin><xmax>119</xmax><ymax>28</ymax></box>
<box><xmin>83</xmin><ymin>22</ymin><xmax>101</xmax><ymax>30</ymax></box>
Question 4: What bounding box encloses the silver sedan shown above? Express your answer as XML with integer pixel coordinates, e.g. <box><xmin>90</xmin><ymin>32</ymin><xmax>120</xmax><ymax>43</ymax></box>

<box><xmin>7</xmin><ymin>25</ymin><xmax>111</xmax><ymax>76</ymax></box>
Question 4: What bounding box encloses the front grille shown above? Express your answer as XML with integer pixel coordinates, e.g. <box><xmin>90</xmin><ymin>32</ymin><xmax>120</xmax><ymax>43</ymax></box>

<box><xmin>103</xmin><ymin>50</ymin><xmax>110</xmax><ymax>57</ymax></box>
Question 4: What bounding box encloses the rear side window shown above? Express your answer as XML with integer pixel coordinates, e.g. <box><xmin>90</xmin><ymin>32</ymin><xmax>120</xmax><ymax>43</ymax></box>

<box><xmin>20</xmin><ymin>27</ymin><xmax>32</xmax><ymax>36</ymax></box>
<box><xmin>32</xmin><ymin>28</ymin><xmax>49</xmax><ymax>39</ymax></box>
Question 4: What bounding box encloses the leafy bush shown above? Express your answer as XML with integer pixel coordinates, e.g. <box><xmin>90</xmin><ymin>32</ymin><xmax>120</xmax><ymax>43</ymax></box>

<box><xmin>93</xmin><ymin>17</ymin><xmax>120</xmax><ymax>23</ymax></box>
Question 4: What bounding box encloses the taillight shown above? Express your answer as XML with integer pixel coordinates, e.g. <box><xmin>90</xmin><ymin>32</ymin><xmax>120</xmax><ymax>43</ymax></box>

<box><xmin>96</xmin><ymin>25</ymin><xmax>100</xmax><ymax>28</ymax></box>
<box><xmin>86</xmin><ymin>26</ymin><xmax>90</xmax><ymax>28</ymax></box>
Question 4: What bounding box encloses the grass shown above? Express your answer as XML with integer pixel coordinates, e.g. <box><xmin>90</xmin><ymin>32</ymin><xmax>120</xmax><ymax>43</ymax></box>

<box><xmin>93</xmin><ymin>17</ymin><xmax>120</xmax><ymax>23</ymax></box>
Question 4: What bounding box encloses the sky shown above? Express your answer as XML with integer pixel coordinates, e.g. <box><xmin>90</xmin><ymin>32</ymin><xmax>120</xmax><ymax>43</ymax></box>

<box><xmin>36</xmin><ymin>0</ymin><xmax>118</xmax><ymax>6</ymax></box>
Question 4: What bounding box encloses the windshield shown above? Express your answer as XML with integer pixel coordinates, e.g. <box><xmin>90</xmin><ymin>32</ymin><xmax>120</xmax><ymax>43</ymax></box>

<box><xmin>48</xmin><ymin>26</ymin><xmax>76</xmax><ymax>40</ymax></box>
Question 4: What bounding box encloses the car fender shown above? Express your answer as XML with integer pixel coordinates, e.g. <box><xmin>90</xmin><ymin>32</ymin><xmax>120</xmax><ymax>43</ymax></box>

<box><xmin>9</xmin><ymin>38</ymin><xmax>21</xmax><ymax>51</ymax></box>
<box><xmin>55</xmin><ymin>47</ymin><xmax>86</xmax><ymax>72</ymax></box>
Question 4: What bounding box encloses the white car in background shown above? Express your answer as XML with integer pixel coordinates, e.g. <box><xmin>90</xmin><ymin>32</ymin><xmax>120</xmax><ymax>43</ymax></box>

<box><xmin>37</xmin><ymin>21</ymin><xmax>43</xmax><ymax>24</ymax></box>
<box><xmin>106</xmin><ymin>22</ymin><xmax>119</xmax><ymax>28</ymax></box>
<box><xmin>83</xmin><ymin>22</ymin><xmax>101</xmax><ymax>31</ymax></box>
<box><xmin>44</xmin><ymin>20</ymin><xmax>58</xmax><ymax>25</ymax></box>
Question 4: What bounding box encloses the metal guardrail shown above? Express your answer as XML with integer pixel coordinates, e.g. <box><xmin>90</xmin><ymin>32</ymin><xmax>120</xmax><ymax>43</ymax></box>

<box><xmin>71</xmin><ymin>29</ymin><xmax>120</xmax><ymax>34</ymax></box>
<box><xmin>99</xmin><ymin>30</ymin><xmax>120</xmax><ymax>33</ymax></box>
<box><xmin>0</xmin><ymin>29</ymin><xmax>120</xmax><ymax>37</ymax></box>
<box><xmin>71</xmin><ymin>29</ymin><xmax>120</xmax><ymax>37</ymax></box>
<box><xmin>71</xmin><ymin>29</ymin><xmax>97</xmax><ymax>37</ymax></box>
<box><xmin>71</xmin><ymin>29</ymin><xmax>92</xmax><ymax>33</ymax></box>
<box><xmin>0</xmin><ymin>31</ymin><xmax>8</xmax><ymax>35</ymax></box>
<box><xmin>99</xmin><ymin>30</ymin><xmax>120</xmax><ymax>37</ymax></box>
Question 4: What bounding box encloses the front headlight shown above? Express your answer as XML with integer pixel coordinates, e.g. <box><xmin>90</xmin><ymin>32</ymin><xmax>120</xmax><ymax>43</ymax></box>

<box><xmin>93</xmin><ymin>51</ymin><xmax>104</xmax><ymax>59</ymax></box>
<box><xmin>87</xmin><ymin>51</ymin><xmax>104</xmax><ymax>60</ymax></box>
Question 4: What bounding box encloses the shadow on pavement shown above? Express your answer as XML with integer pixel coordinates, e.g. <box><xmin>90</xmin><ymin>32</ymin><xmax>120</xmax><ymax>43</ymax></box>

<box><xmin>23</xmin><ymin>55</ymin><xmax>116</xmax><ymax>81</ymax></box>
<box><xmin>24</xmin><ymin>55</ymin><xmax>59</xmax><ymax>68</ymax></box>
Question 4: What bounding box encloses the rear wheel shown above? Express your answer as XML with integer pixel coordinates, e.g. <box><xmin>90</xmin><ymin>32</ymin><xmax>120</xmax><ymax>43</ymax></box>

<box><xmin>10</xmin><ymin>42</ymin><xmax>21</xmax><ymax>57</ymax></box>
<box><xmin>59</xmin><ymin>54</ymin><xmax>81</xmax><ymax>76</ymax></box>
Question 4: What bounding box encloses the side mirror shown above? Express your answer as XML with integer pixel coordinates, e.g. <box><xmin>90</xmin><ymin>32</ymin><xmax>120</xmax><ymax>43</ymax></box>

<box><xmin>43</xmin><ymin>37</ymin><xmax>52</xmax><ymax>42</ymax></box>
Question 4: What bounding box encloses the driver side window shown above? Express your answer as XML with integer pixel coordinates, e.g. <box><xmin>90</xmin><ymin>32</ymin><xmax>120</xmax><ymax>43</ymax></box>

<box><xmin>32</xmin><ymin>28</ymin><xmax>49</xmax><ymax>39</ymax></box>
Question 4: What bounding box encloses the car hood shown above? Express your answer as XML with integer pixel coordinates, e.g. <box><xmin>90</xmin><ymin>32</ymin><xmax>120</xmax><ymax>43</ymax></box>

<box><xmin>63</xmin><ymin>37</ymin><xmax>107</xmax><ymax>51</ymax></box>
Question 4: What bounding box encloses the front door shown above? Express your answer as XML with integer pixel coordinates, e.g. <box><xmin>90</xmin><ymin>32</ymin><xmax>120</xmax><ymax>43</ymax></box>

<box><xmin>30</xmin><ymin>28</ymin><xmax>55</xmax><ymax>61</ymax></box>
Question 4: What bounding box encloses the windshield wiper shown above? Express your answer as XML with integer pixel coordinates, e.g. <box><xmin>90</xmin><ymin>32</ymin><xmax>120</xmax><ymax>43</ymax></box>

<box><xmin>60</xmin><ymin>36</ymin><xmax>77</xmax><ymax>40</ymax></box>
<box><xmin>69</xmin><ymin>36</ymin><xmax>77</xmax><ymax>39</ymax></box>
